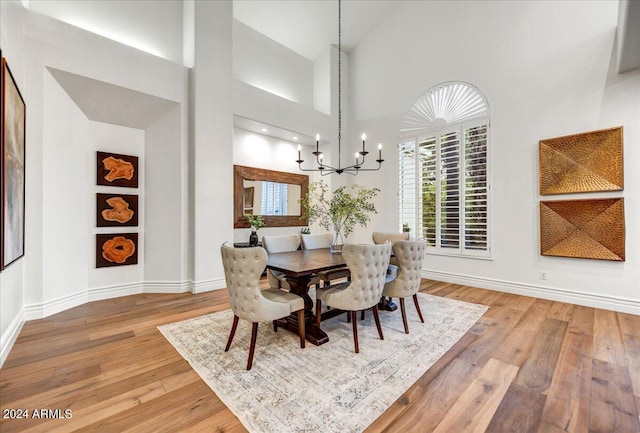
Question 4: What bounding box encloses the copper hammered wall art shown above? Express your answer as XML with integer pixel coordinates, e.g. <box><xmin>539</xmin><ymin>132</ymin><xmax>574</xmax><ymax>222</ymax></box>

<box><xmin>540</xmin><ymin>198</ymin><xmax>625</xmax><ymax>261</ymax></box>
<box><xmin>539</xmin><ymin>126</ymin><xmax>623</xmax><ymax>195</ymax></box>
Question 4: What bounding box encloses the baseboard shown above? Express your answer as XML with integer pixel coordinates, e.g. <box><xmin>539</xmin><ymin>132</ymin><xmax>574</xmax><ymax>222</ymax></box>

<box><xmin>88</xmin><ymin>282</ymin><xmax>145</xmax><ymax>302</ymax></box>
<box><xmin>191</xmin><ymin>277</ymin><xmax>226</xmax><ymax>294</ymax></box>
<box><xmin>0</xmin><ymin>308</ymin><xmax>25</xmax><ymax>368</ymax></box>
<box><xmin>423</xmin><ymin>269</ymin><xmax>640</xmax><ymax>315</ymax></box>
<box><xmin>144</xmin><ymin>280</ymin><xmax>192</xmax><ymax>293</ymax></box>
<box><xmin>24</xmin><ymin>289</ymin><xmax>90</xmax><ymax>320</ymax></box>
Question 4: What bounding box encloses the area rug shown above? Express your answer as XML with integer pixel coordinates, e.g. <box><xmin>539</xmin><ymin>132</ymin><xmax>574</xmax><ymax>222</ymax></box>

<box><xmin>159</xmin><ymin>293</ymin><xmax>487</xmax><ymax>433</ymax></box>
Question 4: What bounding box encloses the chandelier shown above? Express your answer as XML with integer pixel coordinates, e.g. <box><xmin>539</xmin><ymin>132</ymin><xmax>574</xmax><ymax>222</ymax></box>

<box><xmin>296</xmin><ymin>0</ymin><xmax>384</xmax><ymax>176</ymax></box>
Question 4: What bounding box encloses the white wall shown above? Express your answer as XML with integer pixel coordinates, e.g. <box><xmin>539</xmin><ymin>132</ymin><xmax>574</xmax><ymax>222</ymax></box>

<box><xmin>234</xmin><ymin>19</ymin><xmax>314</xmax><ymax>107</ymax></box>
<box><xmin>0</xmin><ymin>1</ymin><xmax>189</xmax><ymax>366</ymax></box>
<box><xmin>0</xmin><ymin>0</ymin><xmax>28</xmax><ymax>367</ymax></box>
<box><xmin>27</xmin><ymin>0</ymin><xmax>184</xmax><ymax>63</ymax></box>
<box><xmin>349</xmin><ymin>0</ymin><xmax>640</xmax><ymax>313</ymax></box>
<box><xmin>40</xmin><ymin>71</ymin><xmax>144</xmax><ymax>319</ymax></box>
<box><xmin>190</xmin><ymin>0</ymin><xmax>234</xmax><ymax>292</ymax></box>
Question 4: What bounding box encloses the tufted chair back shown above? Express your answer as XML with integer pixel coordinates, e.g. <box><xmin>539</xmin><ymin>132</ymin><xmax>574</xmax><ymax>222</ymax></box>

<box><xmin>381</xmin><ymin>239</ymin><xmax>426</xmax><ymax>334</ymax></box>
<box><xmin>372</xmin><ymin>231</ymin><xmax>409</xmax><ymax>245</ymax></box>
<box><xmin>220</xmin><ymin>244</ymin><xmax>290</xmax><ymax>323</ymax></box>
<box><xmin>383</xmin><ymin>239</ymin><xmax>426</xmax><ymax>298</ymax></box>
<box><xmin>301</xmin><ymin>233</ymin><xmax>333</xmax><ymax>250</ymax></box>
<box><xmin>314</xmin><ymin>242</ymin><xmax>392</xmax><ymax>353</ymax></box>
<box><xmin>261</xmin><ymin>234</ymin><xmax>302</xmax><ymax>290</ymax></box>
<box><xmin>262</xmin><ymin>234</ymin><xmax>301</xmax><ymax>254</ymax></box>
<box><xmin>324</xmin><ymin>242</ymin><xmax>391</xmax><ymax>312</ymax></box>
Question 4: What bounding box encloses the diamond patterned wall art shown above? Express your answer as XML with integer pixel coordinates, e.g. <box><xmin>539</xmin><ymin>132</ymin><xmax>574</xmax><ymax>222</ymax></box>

<box><xmin>540</xmin><ymin>198</ymin><xmax>625</xmax><ymax>261</ymax></box>
<box><xmin>539</xmin><ymin>126</ymin><xmax>623</xmax><ymax>195</ymax></box>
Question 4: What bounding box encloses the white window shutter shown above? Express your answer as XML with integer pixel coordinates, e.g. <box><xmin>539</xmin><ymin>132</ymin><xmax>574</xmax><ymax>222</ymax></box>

<box><xmin>398</xmin><ymin>82</ymin><xmax>490</xmax><ymax>258</ymax></box>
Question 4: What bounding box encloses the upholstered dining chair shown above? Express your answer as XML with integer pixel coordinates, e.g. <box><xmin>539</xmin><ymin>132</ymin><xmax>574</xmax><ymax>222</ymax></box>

<box><xmin>301</xmin><ymin>233</ymin><xmax>351</xmax><ymax>289</ymax></box>
<box><xmin>372</xmin><ymin>231</ymin><xmax>410</xmax><ymax>309</ymax></box>
<box><xmin>372</xmin><ymin>231</ymin><xmax>410</xmax><ymax>265</ymax></box>
<box><xmin>382</xmin><ymin>239</ymin><xmax>426</xmax><ymax>334</ymax></box>
<box><xmin>262</xmin><ymin>234</ymin><xmax>301</xmax><ymax>291</ymax></box>
<box><xmin>221</xmin><ymin>243</ymin><xmax>305</xmax><ymax>370</ymax></box>
<box><xmin>315</xmin><ymin>242</ymin><xmax>392</xmax><ymax>353</ymax></box>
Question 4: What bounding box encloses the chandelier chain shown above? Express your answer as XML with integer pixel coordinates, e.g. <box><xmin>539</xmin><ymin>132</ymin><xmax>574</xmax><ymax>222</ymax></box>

<box><xmin>337</xmin><ymin>0</ymin><xmax>342</xmax><ymax>166</ymax></box>
<box><xmin>295</xmin><ymin>0</ymin><xmax>383</xmax><ymax>175</ymax></box>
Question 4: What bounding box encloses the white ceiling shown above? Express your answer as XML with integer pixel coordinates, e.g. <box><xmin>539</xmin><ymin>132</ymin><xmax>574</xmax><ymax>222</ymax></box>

<box><xmin>233</xmin><ymin>0</ymin><xmax>403</xmax><ymax>61</ymax></box>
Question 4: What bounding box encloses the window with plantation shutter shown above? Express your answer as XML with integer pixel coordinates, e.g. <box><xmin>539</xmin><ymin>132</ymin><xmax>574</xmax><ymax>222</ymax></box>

<box><xmin>398</xmin><ymin>82</ymin><xmax>490</xmax><ymax>258</ymax></box>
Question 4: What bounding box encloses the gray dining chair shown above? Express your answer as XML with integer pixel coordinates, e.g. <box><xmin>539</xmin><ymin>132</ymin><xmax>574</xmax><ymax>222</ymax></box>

<box><xmin>382</xmin><ymin>239</ymin><xmax>426</xmax><ymax>334</ymax></box>
<box><xmin>221</xmin><ymin>243</ymin><xmax>305</xmax><ymax>370</ymax></box>
<box><xmin>301</xmin><ymin>233</ymin><xmax>351</xmax><ymax>289</ymax></box>
<box><xmin>315</xmin><ymin>242</ymin><xmax>392</xmax><ymax>353</ymax></box>
<box><xmin>262</xmin><ymin>234</ymin><xmax>302</xmax><ymax>291</ymax></box>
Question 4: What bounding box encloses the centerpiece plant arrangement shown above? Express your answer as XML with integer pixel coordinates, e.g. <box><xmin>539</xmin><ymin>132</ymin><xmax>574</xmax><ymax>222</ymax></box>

<box><xmin>300</xmin><ymin>180</ymin><xmax>379</xmax><ymax>254</ymax></box>
<box><xmin>244</xmin><ymin>213</ymin><xmax>264</xmax><ymax>246</ymax></box>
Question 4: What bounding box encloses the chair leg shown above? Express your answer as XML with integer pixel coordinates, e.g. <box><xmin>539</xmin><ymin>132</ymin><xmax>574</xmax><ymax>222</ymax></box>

<box><xmin>361</xmin><ymin>310</ymin><xmax>365</xmax><ymax>321</ymax></box>
<box><xmin>400</xmin><ymin>298</ymin><xmax>409</xmax><ymax>334</ymax></box>
<box><xmin>347</xmin><ymin>311</ymin><xmax>351</xmax><ymax>323</ymax></box>
<box><xmin>225</xmin><ymin>314</ymin><xmax>239</xmax><ymax>352</ymax></box>
<box><xmin>372</xmin><ymin>305</ymin><xmax>384</xmax><ymax>340</ymax></box>
<box><xmin>297</xmin><ymin>310</ymin><xmax>306</xmax><ymax>348</ymax></box>
<box><xmin>413</xmin><ymin>293</ymin><xmax>425</xmax><ymax>323</ymax></box>
<box><xmin>351</xmin><ymin>311</ymin><xmax>359</xmax><ymax>353</ymax></box>
<box><xmin>247</xmin><ymin>322</ymin><xmax>259</xmax><ymax>370</ymax></box>
<box><xmin>273</xmin><ymin>320</ymin><xmax>278</xmax><ymax>332</ymax></box>
<box><xmin>315</xmin><ymin>299</ymin><xmax>322</xmax><ymax>327</ymax></box>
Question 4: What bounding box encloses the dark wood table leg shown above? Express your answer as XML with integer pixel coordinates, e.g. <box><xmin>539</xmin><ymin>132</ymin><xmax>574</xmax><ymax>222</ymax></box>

<box><xmin>278</xmin><ymin>275</ymin><xmax>329</xmax><ymax>346</ymax></box>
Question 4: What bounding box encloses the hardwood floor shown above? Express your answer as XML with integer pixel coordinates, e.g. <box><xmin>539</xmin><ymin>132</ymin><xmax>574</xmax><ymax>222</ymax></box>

<box><xmin>1</xmin><ymin>280</ymin><xmax>638</xmax><ymax>432</ymax></box>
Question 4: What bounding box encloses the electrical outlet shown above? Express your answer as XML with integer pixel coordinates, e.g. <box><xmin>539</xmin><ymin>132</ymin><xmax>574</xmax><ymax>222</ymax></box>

<box><xmin>540</xmin><ymin>271</ymin><xmax>547</xmax><ymax>280</ymax></box>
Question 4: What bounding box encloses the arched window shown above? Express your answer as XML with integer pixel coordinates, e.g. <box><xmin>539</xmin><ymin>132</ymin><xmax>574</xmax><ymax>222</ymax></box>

<box><xmin>398</xmin><ymin>82</ymin><xmax>490</xmax><ymax>257</ymax></box>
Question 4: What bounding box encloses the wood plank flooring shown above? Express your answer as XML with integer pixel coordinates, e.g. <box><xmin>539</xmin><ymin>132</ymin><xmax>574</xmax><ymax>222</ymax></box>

<box><xmin>1</xmin><ymin>279</ymin><xmax>638</xmax><ymax>433</ymax></box>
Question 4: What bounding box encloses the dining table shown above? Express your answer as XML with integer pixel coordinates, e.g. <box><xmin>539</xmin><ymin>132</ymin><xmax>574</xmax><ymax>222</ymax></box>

<box><xmin>266</xmin><ymin>248</ymin><xmax>347</xmax><ymax>345</ymax></box>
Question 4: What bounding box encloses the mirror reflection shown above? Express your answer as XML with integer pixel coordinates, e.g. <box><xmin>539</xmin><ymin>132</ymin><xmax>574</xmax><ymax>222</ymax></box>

<box><xmin>234</xmin><ymin>165</ymin><xmax>308</xmax><ymax>228</ymax></box>
<box><xmin>243</xmin><ymin>180</ymin><xmax>301</xmax><ymax>216</ymax></box>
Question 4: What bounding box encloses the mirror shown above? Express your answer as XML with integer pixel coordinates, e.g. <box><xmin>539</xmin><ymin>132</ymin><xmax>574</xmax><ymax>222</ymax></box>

<box><xmin>242</xmin><ymin>180</ymin><xmax>301</xmax><ymax>216</ymax></box>
<box><xmin>234</xmin><ymin>165</ymin><xmax>309</xmax><ymax>228</ymax></box>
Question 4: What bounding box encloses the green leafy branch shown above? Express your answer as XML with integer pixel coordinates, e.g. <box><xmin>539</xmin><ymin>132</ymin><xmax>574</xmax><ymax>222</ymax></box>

<box><xmin>300</xmin><ymin>181</ymin><xmax>379</xmax><ymax>239</ymax></box>
<box><xmin>244</xmin><ymin>213</ymin><xmax>264</xmax><ymax>230</ymax></box>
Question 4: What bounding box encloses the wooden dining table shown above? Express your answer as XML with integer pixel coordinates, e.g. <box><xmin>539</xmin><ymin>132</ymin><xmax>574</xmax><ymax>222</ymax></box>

<box><xmin>266</xmin><ymin>248</ymin><xmax>347</xmax><ymax>345</ymax></box>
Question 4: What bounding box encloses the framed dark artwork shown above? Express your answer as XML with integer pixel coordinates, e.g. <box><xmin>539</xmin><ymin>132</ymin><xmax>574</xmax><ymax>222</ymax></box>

<box><xmin>539</xmin><ymin>126</ymin><xmax>623</xmax><ymax>195</ymax></box>
<box><xmin>1</xmin><ymin>57</ymin><xmax>26</xmax><ymax>270</ymax></box>
<box><xmin>540</xmin><ymin>198</ymin><xmax>625</xmax><ymax>261</ymax></box>
<box><xmin>97</xmin><ymin>151</ymin><xmax>138</xmax><ymax>188</ymax></box>
<box><xmin>97</xmin><ymin>193</ymin><xmax>138</xmax><ymax>227</ymax></box>
<box><xmin>96</xmin><ymin>233</ymin><xmax>138</xmax><ymax>268</ymax></box>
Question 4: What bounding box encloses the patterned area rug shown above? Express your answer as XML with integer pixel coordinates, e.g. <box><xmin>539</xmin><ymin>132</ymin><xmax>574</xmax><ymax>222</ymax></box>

<box><xmin>159</xmin><ymin>293</ymin><xmax>487</xmax><ymax>433</ymax></box>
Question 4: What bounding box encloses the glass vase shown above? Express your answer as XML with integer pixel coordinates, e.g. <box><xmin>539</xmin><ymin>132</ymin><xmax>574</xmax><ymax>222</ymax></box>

<box><xmin>330</xmin><ymin>231</ymin><xmax>344</xmax><ymax>254</ymax></box>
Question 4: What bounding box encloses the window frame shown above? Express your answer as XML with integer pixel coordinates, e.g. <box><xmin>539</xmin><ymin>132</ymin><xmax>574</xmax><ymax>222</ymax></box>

<box><xmin>399</xmin><ymin>116</ymin><xmax>492</xmax><ymax>259</ymax></box>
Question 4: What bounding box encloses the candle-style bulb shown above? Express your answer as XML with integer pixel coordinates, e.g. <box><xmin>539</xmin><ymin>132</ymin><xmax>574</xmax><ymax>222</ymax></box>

<box><xmin>297</xmin><ymin>144</ymin><xmax>302</xmax><ymax>151</ymax></box>
<box><xmin>315</xmin><ymin>133</ymin><xmax>320</xmax><ymax>141</ymax></box>
<box><xmin>319</xmin><ymin>153</ymin><xmax>324</xmax><ymax>161</ymax></box>
<box><xmin>378</xmin><ymin>143</ymin><xmax>382</xmax><ymax>150</ymax></box>
<box><xmin>361</xmin><ymin>133</ymin><xmax>367</xmax><ymax>141</ymax></box>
